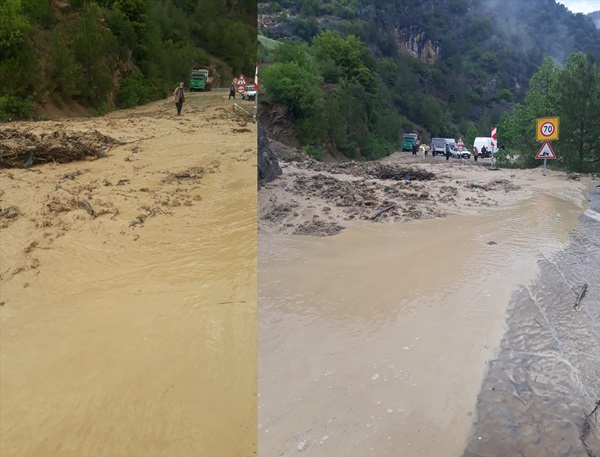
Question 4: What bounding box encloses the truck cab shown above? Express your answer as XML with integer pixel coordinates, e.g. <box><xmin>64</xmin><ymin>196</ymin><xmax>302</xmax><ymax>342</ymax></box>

<box><xmin>190</xmin><ymin>70</ymin><xmax>207</xmax><ymax>92</ymax></box>
<box><xmin>190</xmin><ymin>69</ymin><xmax>213</xmax><ymax>92</ymax></box>
<box><xmin>402</xmin><ymin>133</ymin><xmax>419</xmax><ymax>151</ymax></box>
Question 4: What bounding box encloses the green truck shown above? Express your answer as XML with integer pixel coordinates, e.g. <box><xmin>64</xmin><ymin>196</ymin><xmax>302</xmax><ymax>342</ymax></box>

<box><xmin>190</xmin><ymin>69</ymin><xmax>213</xmax><ymax>92</ymax></box>
<box><xmin>402</xmin><ymin>133</ymin><xmax>419</xmax><ymax>151</ymax></box>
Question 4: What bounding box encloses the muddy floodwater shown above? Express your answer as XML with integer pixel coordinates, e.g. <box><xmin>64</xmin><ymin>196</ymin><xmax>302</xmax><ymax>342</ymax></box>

<box><xmin>0</xmin><ymin>93</ymin><xmax>257</xmax><ymax>457</ymax></box>
<box><xmin>258</xmin><ymin>193</ymin><xmax>591</xmax><ymax>456</ymax></box>
<box><xmin>465</xmin><ymin>187</ymin><xmax>600</xmax><ymax>457</ymax></box>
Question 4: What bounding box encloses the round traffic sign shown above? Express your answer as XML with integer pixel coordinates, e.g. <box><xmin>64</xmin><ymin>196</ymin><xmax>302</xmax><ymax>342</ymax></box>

<box><xmin>237</xmin><ymin>85</ymin><xmax>245</xmax><ymax>94</ymax></box>
<box><xmin>540</xmin><ymin>121</ymin><xmax>555</xmax><ymax>138</ymax></box>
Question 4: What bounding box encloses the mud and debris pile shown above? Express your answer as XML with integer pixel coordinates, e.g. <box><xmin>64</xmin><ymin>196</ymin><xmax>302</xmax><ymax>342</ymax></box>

<box><xmin>292</xmin><ymin>220</ymin><xmax>345</xmax><ymax>237</ymax></box>
<box><xmin>0</xmin><ymin>128</ymin><xmax>121</xmax><ymax>168</ymax></box>
<box><xmin>297</xmin><ymin>161</ymin><xmax>435</xmax><ymax>181</ymax></box>
<box><xmin>259</xmin><ymin>153</ymin><xmax>539</xmax><ymax>237</ymax></box>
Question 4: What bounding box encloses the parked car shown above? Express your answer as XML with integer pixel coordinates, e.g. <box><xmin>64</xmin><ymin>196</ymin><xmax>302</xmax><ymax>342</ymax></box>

<box><xmin>242</xmin><ymin>84</ymin><xmax>256</xmax><ymax>100</ymax></box>
<box><xmin>450</xmin><ymin>147</ymin><xmax>471</xmax><ymax>159</ymax></box>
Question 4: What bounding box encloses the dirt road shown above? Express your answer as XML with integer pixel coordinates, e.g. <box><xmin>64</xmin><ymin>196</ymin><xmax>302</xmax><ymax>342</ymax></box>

<box><xmin>0</xmin><ymin>92</ymin><xmax>257</xmax><ymax>456</ymax></box>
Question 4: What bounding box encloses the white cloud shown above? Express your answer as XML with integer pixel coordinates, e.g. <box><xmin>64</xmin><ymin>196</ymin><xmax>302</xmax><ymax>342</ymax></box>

<box><xmin>558</xmin><ymin>0</ymin><xmax>600</xmax><ymax>14</ymax></box>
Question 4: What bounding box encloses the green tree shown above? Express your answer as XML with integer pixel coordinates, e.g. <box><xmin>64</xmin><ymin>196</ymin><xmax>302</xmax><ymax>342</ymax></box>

<box><xmin>262</xmin><ymin>62</ymin><xmax>324</xmax><ymax>119</ymax></box>
<box><xmin>499</xmin><ymin>57</ymin><xmax>561</xmax><ymax>158</ymax></box>
<box><xmin>556</xmin><ymin>52</ymin><xmax>600</xmax><ymax>170</ymax></box>
<box><xmin>0</xmin><ymin>0</ymin><xmax>39</xmax><ymax>98</ymax></box>
<box><xmin>73</xmin><ymin>4</ymin><xmax>118</xmax><ymax>106</ymax></box>
<box><xmin>312</xmin><ymin>31</ymin><xmax>375</xmax><ymax>89</ymax></box>
<box><xmin>274</xmin><ymin>41</ymin><xmax>312</xmax><ymax>69</ymax></box>
<box><xmin>50</xmin><ymin>31</ymin><xmax>80</xmax><ymax>96</ymax></box>
<box><xmin>0</xmin><ymin>0</ymin><xmax>30</xmax><ymax>54</ymax></box>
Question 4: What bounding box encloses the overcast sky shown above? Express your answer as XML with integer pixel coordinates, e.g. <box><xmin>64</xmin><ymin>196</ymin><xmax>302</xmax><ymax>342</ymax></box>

<box><xmin>558</xmin><ymin>0</ymin><xmax>599</xmax><ymax>14</ymax></box>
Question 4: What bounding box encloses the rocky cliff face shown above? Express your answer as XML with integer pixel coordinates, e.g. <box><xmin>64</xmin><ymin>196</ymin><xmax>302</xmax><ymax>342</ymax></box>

<box><xmin>395</xmin><ymin>27</ymin><xmax>440</xmax><ymax>64</ymax></box>
<box><xmin>258</xmin><ymin>121</ymin><xmax>282</xmax><ymax>188</ymax></box>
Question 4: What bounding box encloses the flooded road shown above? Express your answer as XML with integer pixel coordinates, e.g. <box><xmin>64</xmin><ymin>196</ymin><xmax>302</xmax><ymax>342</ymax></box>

<box><xmin>258</xmin><ymin>193</ymin><xmax>587</xmax><ymax>456</ymax></box>
<box><xmin>1</xmin><ymin>94</ymin><xmax>257</xmax><ymax>456</ymax></box>
<box><xmin>465</xmin><ymin>186</ymin><xmax>600</xmax><ymax>457</ymax></box>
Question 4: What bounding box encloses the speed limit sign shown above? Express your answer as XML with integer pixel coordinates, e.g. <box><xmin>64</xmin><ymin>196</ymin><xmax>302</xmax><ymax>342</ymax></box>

<box><xmin>536</xmin><ymin>117</ymin><xmax>559</xmax><ymax>141</ymax></box>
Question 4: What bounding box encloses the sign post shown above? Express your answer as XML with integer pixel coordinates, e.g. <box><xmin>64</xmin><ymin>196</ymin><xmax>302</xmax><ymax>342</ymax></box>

<box><xmin>491</xmin><ymin>126</ymin><xmax>497</xmax><ymax>167</ymax></box>
<box><xmin>535</xmin><ymin>117</ymin><xmax>559</xmax><ymax>176</ymax></box>
<box><xmin>535</xmin><ymin>141</ymin><xmax>557</xmax><ymax>176</ymax></box>
<box><xmin>253</xmin><ymin>61</ymin><xmax>258</xmax><ymax>122</ymax></box>
<box><xmin>457</xmin><ymin>137</ymin><xmax>464</xmax><ymax>165</ymax></box>
<box><xmin>236</xmin><ymin>74</ymin><xmax>246</xmax><ymax>97</ymax></box>
<box><xmin>536</xmin><ymin>117</ymin><xmax>560</xmax><ymax>142</ymax></box>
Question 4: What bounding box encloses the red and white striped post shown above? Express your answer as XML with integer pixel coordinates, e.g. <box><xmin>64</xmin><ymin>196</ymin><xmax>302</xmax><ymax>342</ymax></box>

<box><xmin>253</xmin><ymin>61</ymin><xmax>258</xmax><ymax>121</ymax></box>
<box><xmin>491</xmin><ymin>126</ymin><xmax>497</xmax><ymax>166</ymax></box>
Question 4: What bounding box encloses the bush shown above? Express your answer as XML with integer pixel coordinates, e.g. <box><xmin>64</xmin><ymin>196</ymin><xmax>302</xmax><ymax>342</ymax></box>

<box><xmin>262</xmin><ymin>62</ymin><xmax>323</xmax><ymax>118</ymax></box>
<box><xmin>303</xmin><ymin>145</ymin><xmax>324</xmax><ymax>161</ymax></box>
<box><xmin>360</xmin><ymin>133</ymin><xmax>392</xmax><ymax>160</ymax></box>
<box><xmin>0</xmin><ymin>96</ymin><xmax>35</xmax><ymax>121</ymax></box>
<box><xmin>117</xmin><ymin>70</ymin><xmax>170</xmax><ymax>108</ymax></box>
<box><xmin>117</xmin><ymin>71</ymin><xmax>145</xmax><ymax>108</ymax></box>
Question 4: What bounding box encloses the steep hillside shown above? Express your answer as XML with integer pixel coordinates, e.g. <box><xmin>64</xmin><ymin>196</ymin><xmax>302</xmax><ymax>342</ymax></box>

<box><xmin>0</xmin><ymin>0</ymin><xmax>257</xmax><ymax>120</ymax></box>
<box><xmin>258</xmin><ymin>0</ymin><xmax>600</xmax><ymax>160</ymax></box>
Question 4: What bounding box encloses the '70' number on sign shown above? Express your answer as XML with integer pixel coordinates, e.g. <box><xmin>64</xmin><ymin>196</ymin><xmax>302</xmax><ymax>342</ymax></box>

<box><xmin>541</xmin><ymin>122</ymin><xmax>555</xmax><ymax>136</ymax></box>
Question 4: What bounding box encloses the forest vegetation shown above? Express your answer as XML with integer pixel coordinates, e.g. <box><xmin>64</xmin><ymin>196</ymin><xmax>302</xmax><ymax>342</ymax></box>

<box><xmin>258</xmin><ymin>0</ymin><xmax>600</xmax><ymax>171</ymax></box>
<box><xmin>0</xmin><ymin>0</ymin><xmax>257</xmax><ymax>120</ymax></box>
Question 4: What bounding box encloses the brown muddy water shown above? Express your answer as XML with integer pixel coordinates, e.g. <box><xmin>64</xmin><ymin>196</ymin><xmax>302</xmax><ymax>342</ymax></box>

<box><xmin>258</xmin><ymin>193</ymin><xmax>587</xmax><ymax>457</ymax></box>
<box><xmin>0</xmin><ymin>99</ymin><xmax>257</xmax><ymax>457</ymax></box>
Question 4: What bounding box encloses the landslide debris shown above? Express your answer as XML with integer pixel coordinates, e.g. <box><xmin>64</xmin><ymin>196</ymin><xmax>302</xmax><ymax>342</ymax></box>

<box><xmin>0</xmin><ymin>128</ymin><xmax>121</xmax><ymax>168</ymax></box>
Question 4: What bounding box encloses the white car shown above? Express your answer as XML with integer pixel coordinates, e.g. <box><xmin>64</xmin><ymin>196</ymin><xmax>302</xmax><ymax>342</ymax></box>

<box><xmin>450</xmin><ymin>147</ymin><xmax>471</xmax><ymax>159</ymax></box>
<box><xmin>242</xmin><ymin>84</ymin><xmax>256</xmax><ymax>100</ymax></box>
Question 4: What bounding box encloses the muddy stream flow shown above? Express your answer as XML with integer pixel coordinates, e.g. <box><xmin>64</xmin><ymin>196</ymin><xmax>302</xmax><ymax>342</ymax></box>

<box><xmin>259</xmin><ymin>193</ymin><xmax>591</xmax><ymax>456</ymax></box>
<box><xmin>1</xmin><ymin>93</ymin><xmax>257</xmax><ymax>457</ymax></box>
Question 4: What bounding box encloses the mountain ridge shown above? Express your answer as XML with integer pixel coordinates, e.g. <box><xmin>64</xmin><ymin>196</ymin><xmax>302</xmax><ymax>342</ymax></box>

<box><xmin>258</xmin><ymin>0</ymin><xmax>600</xmax><ymax>157</ymax></box>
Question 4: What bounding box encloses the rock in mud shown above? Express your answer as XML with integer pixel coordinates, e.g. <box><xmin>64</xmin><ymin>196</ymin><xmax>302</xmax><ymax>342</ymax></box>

<box><xmin>1</xmin><ymin>206</ymin><xmax>20</xmax><ymax>220</ymax></box>
<box><xmin>297</xmin><ymin>440</ymin><xmax>309</xmax><ymax>452</ymax></box>
<box><xmin>292</xmin><ymin>220</ymin><xmax>345</xmax><ymax>237</ymax></box>
<box><xmin>258</xmin><ymin>121</ymin><xmax>281</xmax><ymax>189</ymax></box>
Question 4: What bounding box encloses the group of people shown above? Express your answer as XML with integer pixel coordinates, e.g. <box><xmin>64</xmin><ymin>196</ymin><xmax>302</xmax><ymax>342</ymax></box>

<box><xmin>171</xmin><ymin>80</ymin><xmax>244</xmax><ymax>115</ymax></box>
<box><xmin>413</xmin><ymin>143</ymin><xmax>454</xmax><ymax>160</ymax></box>
<box><xmin>471</xmin><ymin>145</ymin><xmax>488</xmax><ymax>162</ymax></box>
<box><xmin>409</xmin><ymin>142</ymin><xmax>490</xmax><ymax>162</ymax></box>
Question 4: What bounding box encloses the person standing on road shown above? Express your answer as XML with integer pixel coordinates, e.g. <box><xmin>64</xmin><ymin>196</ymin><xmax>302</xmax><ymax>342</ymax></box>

<box><xmin>432</xmin><ymin>144</ymin><xmax>436</xmax><ymax>157</ymax></box>
<box><xmin>473</xmin><ymin>146</ymin><xmax>479</xmax><ymax>162</ymax></box>
<box><xmin>229</xmin><ymin>82</ymin><xmax>236</xmax><ymax>100</ymax></box>
<box><xmin>174</xmin><ymin>82</ymin><xmax>185</xmax><ymax>116</ymax></box>
<box><xmin>445</xmin><ymin>143</ymin><xmax>451</xmax><ymax>161</ymax></box>
<box><xmin>412</xmin><ymin>143</ymin><xmax>417</xmax><ymax>156</ymax></box>
<box><xmin>481</xmin><ymin>145</ymin><xmax>487</xmax><ymax>158</ymax></box>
